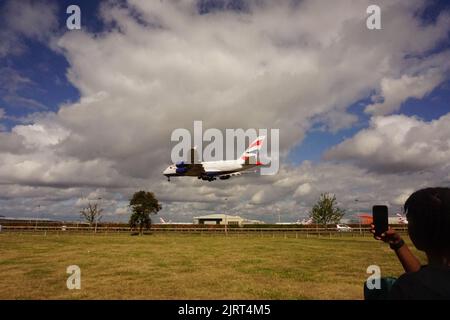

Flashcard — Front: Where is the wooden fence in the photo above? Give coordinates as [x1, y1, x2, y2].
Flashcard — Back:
[0, 224, 408, 237]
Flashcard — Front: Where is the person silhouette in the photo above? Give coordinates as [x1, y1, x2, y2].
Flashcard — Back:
[368, 188, 450, 299]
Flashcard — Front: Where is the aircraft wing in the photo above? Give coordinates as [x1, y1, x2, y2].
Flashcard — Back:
[175, 162, 205, 175]
[187, 163, 206, 175]
[173, 147, 206, 175]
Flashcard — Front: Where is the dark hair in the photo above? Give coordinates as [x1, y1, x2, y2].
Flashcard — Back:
[404, 187, 450, 254]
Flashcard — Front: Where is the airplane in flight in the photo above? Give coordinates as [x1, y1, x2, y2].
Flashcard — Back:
[298, 217, 313, 225]
[163, 136, 265, 182]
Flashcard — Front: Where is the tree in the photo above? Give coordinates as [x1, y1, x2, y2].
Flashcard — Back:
[129, 191, 162, 235]
[309, 193, 345, 226]
[80, 202, 103, 226]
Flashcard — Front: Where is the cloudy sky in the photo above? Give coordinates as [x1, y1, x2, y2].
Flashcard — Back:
[0, 0, 449, 223]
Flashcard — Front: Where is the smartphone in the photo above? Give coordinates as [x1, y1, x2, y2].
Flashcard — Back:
[372, 205, 388, 237]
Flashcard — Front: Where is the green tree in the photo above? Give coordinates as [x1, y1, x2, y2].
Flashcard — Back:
[309, 193, 345, 226]
[129, 191, 162, 235]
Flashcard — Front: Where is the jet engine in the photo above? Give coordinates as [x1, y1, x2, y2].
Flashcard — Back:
[175, 161, 188, 174]
[176, 161, 186, 168]
[176, 167, 188, 174]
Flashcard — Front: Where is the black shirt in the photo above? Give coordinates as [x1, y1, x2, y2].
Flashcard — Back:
[389, 265, 450, 300]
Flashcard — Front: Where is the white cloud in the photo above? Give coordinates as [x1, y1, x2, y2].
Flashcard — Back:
[364, 47, 450, 116]
[392, 189, 415, 206]
[49, 0, 449, 177]
[294, 183, 312, 198]
[2, 158, 449, 222]
[4, 0, 58, 39]
[324, 114, 450, 173]
[13, 123, 70, 148]
[0, 0, 59, 58]
[0, 30, 24, 58]
[0, 0, 450, 221]
[365, 71, 445, 116]
[114, 206, 129, 215]
[250, 190, 265, 205]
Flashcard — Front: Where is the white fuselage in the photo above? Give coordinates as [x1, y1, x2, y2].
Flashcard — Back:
[163, 159, 257, 181]
[201, 160, 245, 173]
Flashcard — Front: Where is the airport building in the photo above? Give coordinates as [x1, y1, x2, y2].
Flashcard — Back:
[193, 214, 264, 226]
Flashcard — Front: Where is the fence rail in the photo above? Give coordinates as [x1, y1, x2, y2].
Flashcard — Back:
[0, 225, 409, 235]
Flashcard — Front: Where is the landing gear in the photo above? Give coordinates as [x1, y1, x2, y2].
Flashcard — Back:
[199, 175, 216, 182]
[167, 176, 171, 182]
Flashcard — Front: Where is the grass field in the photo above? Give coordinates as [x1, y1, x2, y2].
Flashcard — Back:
[0, 232, 426, 299]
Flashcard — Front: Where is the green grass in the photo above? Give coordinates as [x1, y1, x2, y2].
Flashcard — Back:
[0, 232, 426, 299]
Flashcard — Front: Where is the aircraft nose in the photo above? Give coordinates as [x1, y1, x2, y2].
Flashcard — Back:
[163, 166, 172, 175]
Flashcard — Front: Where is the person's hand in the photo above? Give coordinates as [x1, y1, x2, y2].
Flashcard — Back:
[370, 224, 402, 244]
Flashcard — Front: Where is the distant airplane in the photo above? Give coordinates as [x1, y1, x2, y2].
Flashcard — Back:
[158, 217, 192, 225]
[159, 218, 172, 224]
[396, 213, 408, 224]
[298, 217, 313, 225]
[163, 136, 266, 182]
[336, 224, 353, 232]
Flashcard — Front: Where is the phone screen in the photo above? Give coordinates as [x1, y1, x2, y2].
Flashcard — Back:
[372, 205, 388, 237]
